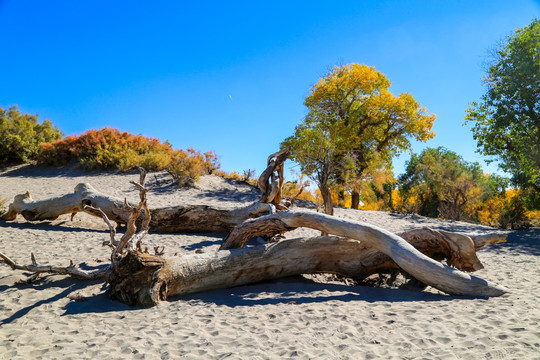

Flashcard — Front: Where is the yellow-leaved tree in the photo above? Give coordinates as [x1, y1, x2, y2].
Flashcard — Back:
[282, 64, 435, 215]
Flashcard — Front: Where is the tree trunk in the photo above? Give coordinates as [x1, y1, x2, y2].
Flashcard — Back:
[149, 202, 272, 233]
[219, 211, 507, 296]
[109, 211, 507, 306]
[338, 189, 346, 207]
[2, 183, 271, 233]
[318, 183, 334, 216]
[257, 148, 290, 206]
[351, 190, 360, 209]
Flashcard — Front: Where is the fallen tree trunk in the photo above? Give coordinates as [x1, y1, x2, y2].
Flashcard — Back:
[0, 225, 506, 306]
[109, 230, 507, 306]
[2, 183, 130, 224]
[108, 212, 508, 306]
[2, 183, 272, 233]
[217, 211, 508, 297]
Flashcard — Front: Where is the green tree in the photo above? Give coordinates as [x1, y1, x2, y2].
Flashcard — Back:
[465, 19, 540, 209]
[282, 110, 348, 214]
[399, 147, 507, 221]
[0, 105, 63, 167]
[283, 64, 435, 215]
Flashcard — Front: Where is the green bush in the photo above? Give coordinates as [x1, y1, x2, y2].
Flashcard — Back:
[0, 105, 63, 167]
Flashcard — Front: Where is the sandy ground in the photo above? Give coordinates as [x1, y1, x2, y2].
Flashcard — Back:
[0, 164, 539, 360]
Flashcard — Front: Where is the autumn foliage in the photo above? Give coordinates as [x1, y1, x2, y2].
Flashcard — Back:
[38, 127, 220, 185]
[283, 63, 435, 215]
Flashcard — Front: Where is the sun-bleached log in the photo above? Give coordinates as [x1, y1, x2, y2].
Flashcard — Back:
[109, 227, 507, 306]
[1, 184, 272, 233]
[469, 232, 508, 250]
[0, 223, 506, 306]
[0, 165, 508, 306]
[218, 211, 508, 298]
[148, 202, 273, 233]
[2, 183, 131, 224]
[108, 216, 508, 306]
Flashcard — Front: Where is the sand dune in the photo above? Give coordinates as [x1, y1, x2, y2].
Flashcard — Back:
[1, 164, 539, 359]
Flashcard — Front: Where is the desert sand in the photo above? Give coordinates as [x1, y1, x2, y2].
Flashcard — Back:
[0, 164, 539, 360]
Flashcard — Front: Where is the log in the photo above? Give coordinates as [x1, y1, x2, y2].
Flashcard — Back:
[109, 230, 507, 307]
[2, 183, 131, 224]
[149, 202, 273, 233]
[108, 212, 508, 306]
[2, 183, 272, 233]
[218, 211, 508, 297]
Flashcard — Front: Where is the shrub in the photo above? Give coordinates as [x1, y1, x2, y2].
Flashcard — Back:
[0, 105, 63, 167]
[37, 127, 220, 186]
[38, 127, 173, 171]
[498, 191, 531, 229]
[167, 148, 220, 185]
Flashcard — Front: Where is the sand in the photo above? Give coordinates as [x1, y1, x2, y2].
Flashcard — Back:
[0, 164, 539, 360]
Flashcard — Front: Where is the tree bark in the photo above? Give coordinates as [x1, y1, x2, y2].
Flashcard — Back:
[318, 183, 334, 215]
[109, 225, 507, 306]
[219, 211, 507, 297]
[338, 189, 346, 207]
[351, 190, 360, 209]
[2, 183, 272, 233]
[257, 148, 290, 206]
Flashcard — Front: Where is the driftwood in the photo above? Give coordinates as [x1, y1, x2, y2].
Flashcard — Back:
[2, 149, 292, 231]
[108, 227, 507, 306]
[258, 147, 290, 207]
[0, 175, 508, 306]
[216, 212, 508, 297]
[2, 183, 272, 233]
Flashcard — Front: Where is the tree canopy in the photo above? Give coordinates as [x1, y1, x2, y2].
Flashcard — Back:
[399, 147, 509, 221]
[283, 63, 435, 214]
[0, 105, 63, 167]
[465, 19, 540, 208]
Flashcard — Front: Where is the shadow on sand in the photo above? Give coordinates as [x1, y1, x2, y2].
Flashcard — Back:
[59, 276, 463, 317]
[0, 219, 109, 234]
[0, 163, 120, 179]
[488, 228, 540, 256]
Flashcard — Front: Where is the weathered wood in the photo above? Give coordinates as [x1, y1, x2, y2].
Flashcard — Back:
[2, 183, 131, 224]
[0, 251, 109, 280]
[219, 211, 508, 297]
[109, 227, 508, 306]
[107, 214, 508, 306]
[2, 184, 272, 233]
[149, 202, 273, 233]
[469, 233, 507, 250]
[257, 148, 290, 206]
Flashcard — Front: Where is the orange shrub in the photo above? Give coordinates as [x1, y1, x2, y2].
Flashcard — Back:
[167, 148, 220, 185]
[38, 127, 173, 171]
[37, 127, 220, 186]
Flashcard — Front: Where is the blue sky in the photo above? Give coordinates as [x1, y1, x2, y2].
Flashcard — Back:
[1, 1, 539, 178]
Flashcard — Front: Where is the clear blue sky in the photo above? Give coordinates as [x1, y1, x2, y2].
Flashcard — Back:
[1, 1, 539, 178]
